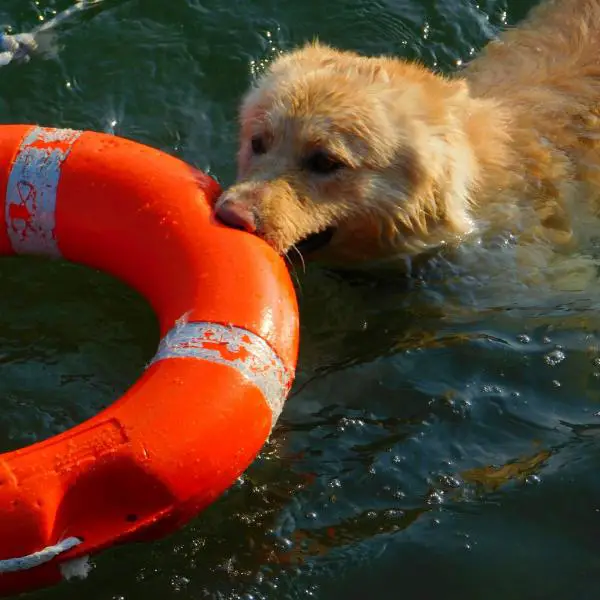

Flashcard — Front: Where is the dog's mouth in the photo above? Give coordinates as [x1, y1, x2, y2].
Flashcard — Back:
[293, 226, 336, 256]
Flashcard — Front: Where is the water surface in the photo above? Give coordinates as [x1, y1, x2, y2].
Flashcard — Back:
[1, 1, 599, 599]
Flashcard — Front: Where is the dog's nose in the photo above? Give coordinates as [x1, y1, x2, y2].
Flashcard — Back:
[215, 202, 257, 233]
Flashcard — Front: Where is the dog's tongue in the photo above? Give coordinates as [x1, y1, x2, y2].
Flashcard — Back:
[294, 227, 336, 255]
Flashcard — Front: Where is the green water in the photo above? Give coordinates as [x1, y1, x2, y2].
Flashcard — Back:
[1, 0, 600, 598]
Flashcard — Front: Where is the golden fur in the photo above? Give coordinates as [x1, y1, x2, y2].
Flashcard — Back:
[215, 0, 600, 269]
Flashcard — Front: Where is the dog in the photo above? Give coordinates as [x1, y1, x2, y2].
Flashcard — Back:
[215, 0, 600, 274]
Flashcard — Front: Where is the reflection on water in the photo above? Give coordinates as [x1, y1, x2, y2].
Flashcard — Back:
[1, 0, 600, 598]
[0, 257, 157, 453]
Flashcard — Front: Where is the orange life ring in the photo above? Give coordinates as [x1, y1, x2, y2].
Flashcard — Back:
[0, 125, 299, 596]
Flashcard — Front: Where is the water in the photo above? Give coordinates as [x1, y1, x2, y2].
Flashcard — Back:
[1, 0, 600, 598]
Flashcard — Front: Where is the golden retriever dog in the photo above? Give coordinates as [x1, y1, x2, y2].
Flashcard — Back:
[215, 0, 600, 274]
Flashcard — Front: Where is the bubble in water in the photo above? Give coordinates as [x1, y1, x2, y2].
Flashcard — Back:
[517, 334, 531, 344]
[482, 384, 503, 394]
[274, 537, 294, 551]
[426, 490, 445, 505]
[545, 350, 566, 366]
[170, 574, 190, 591]
[439, 474, 462, 489]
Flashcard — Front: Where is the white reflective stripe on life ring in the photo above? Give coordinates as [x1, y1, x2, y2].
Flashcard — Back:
[151, 321, 292, 428]
[5, 126, 82, 257]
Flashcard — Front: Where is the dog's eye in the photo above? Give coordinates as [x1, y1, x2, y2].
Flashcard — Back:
[251, 135, 267, 155]
[303, 150, 345, 175]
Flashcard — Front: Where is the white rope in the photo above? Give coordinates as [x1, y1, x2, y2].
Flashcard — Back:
[33, 0, 105, 34]
[0, 0, 104, 67]
[0, 536, 82, 574]
[0, 33, 36, 66]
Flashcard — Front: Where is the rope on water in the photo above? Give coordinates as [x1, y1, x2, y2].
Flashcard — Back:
[0, 0, 104, 67]
[0, 537, 82, 574]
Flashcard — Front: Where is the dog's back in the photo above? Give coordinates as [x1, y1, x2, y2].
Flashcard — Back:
[466, 0, 600, 99]
[464, 0, 600, 238]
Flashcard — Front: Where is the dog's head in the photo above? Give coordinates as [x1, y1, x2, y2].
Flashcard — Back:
[216, 43, 479, 266]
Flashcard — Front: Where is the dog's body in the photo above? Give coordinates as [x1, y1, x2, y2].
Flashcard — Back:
[216, 0, 600, 272]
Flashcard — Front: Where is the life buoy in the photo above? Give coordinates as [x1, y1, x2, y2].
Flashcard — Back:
[0, 125, 299, 596]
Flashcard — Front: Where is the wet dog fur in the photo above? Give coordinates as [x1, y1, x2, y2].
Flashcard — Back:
[216, 0, 600, 272]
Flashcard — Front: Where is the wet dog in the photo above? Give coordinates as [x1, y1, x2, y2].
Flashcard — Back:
[215, 0, 600, 273]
